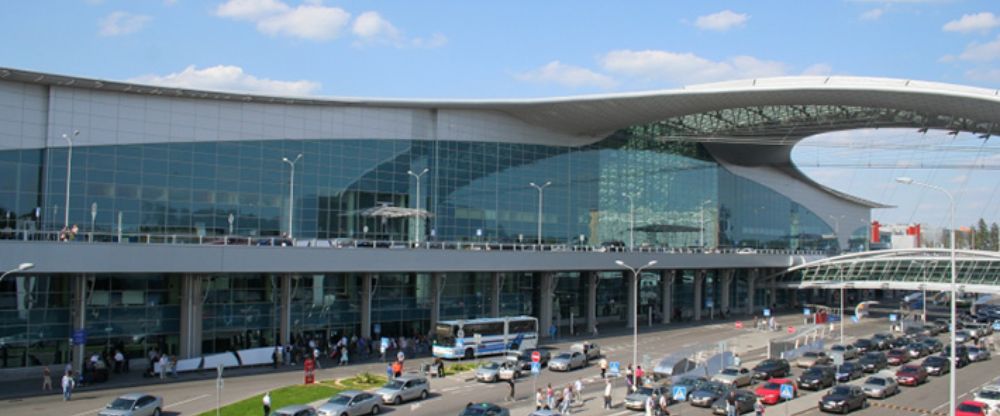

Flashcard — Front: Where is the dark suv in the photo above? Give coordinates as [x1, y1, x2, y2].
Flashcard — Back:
[752, 359, 791, 380]
[798, 365, 835, 390]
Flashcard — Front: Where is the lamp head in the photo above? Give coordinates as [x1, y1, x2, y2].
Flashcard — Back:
[895, 177, 914, 185]
[645, 260, 658, 267]
[544, 181, 551, 187]
[529, 182, 537, 187]
[282, 157, 290, 162]
[614, 260, 625, 266]
[17, 262, 34, 271]
[407, 170, 414, 175]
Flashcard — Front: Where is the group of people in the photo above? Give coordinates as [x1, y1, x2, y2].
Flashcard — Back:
[273, 333, 431, 369]
[535, 379, 586, 414]
[58, 224, 79, 242]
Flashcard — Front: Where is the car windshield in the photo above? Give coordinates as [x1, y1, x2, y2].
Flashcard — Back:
[925, 357, 946, 365]
[721, 368, 740, 375]
[383, 380, 404, 389]
[482, 362, 500, 369]
[763, 382, 783, 390]
[327, 395, 352, 405]
[678, 377, 701, 386]
[758, 360, 779, 367]
[978, 390, 1000, 400]
[839, 363, 857, 371]
[107, 398, 135, 410]
[899, 366, 919, 373]
[831, 346, 846, 351]
[830, 386, 853, 395]
[865, 377, 886, 386]
[636, 387, 657, 395]
[803, 352, 820, 358]
[957, 403, 983, 413]
[864, 353, 882, 359]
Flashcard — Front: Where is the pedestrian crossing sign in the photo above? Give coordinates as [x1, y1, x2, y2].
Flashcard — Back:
[780, 384, 794, 399]
[672, 386, 687, 401]
[531, 362, 541, 375]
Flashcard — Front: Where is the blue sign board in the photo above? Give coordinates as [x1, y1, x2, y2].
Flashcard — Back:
[672, 386, 688, 401]
[72, 329, 86, 345]
[763, 308, 771, 317]
[706, 299, 714, 309]
[993, 321, 1000, 331]
[531, 362, 541, 375]
[780, 384, 795, 400]
[609, 361, 621, 377]
[803, 308, 811, 316]
[851, 315, 860, 323]
[373, 323, 381, 334]
[455, 338, 464, 349]
[889, 314, 898, 322]
[380, 337, 390, 352]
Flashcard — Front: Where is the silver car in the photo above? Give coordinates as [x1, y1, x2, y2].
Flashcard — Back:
[496, 358, 523, 380]
[374, 375, 429, 405]
[98, 393, 163, 416]
[316, 391, 381, 416]
[796, 351, 831, 368]
[968, 346, 992, 362]
[712, 366, 752, 387]
[570, 342, 601, 361]
[475, 360, 506, 382]
[272, 405, 318, 416]
[624, 385, 670, 410]
[861, 375, 899, 399]
[548, 351, 587, 371]
[830, 344, 859, 361]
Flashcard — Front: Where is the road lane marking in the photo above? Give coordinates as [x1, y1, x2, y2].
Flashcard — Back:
[70, 407, 105, 416]
[165, 393, 211, 408]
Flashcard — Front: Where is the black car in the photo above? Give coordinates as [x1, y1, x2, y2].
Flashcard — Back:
[835, 362, 864, 382]
[711, 390, 757, 415]
[752, 359, 791, 380]
[859, 352, 888, 373]
[930, 320, 949, 335]
[888, 337, 910, 349]
[852, 339, 874, 354]
[905, 343, 930, 359]
[871, 333, 895, 350]
[921, 356, 951, 376]
[819, 385, 867, 414]
[458, 402, 509, 416]
[798, 365, 836, 390]
[920, 338, 943, 353]
[519, 349, 551, 367]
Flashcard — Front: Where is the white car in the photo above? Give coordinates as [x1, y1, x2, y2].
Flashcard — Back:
[975, 385, 1000, 409]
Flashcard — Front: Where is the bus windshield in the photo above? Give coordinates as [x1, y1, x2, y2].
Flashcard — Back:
[434, 324, 456, 345]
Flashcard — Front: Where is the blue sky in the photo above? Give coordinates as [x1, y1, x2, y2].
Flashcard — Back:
[1, 0, 999, 237]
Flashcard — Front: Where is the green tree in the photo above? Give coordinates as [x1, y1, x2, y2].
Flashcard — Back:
[977, 218, 989, 250]
[991, 222, 999, 251]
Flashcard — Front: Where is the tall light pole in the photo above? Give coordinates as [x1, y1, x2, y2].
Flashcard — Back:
[281, 154, 303, 239]
[615, 259, 657, 391]
[529, 181, 552, 245]
[622, 192, 640, 250]
[408, 168, 429, 244]
[62, 130, 79, 229]
[700, 200, 713, 249]
[0, 262, 34, 284]
[896, 176, 956, 416]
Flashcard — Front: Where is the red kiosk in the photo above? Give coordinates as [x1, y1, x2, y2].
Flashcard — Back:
[304, 358, 315, 384]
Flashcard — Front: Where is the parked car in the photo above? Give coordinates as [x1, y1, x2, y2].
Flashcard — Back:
[272, 405, 316, 416]
[569, 342, 601, 361]
[835, 362, 864, 382]
[859, 352, 888, 373]
[752, 359, 791, 380]
[711, 389, 757, 415]
[853, 339, 875, 354]
[624, 384, 670, 410]
[921, 356, 951, 376]
[888, 337, 910, 350]
[887, 349, 911, 366]
[690, 381, 732, 407]
[830, 344, 859, 361]
[796, 351, 831, 368]
[942, 345, 972, 368]
[548, 351, 587, 371]
[375, 375, 430, 405]
[713, 366, 753, 387]
[861, 375, 899, 399]
[921, 338, 943, 353]
[956, 330, 973, 344]
[967, 346, 991, 362]
[458, 403, 510, 416]
[755, 378, 797, 405]
[97, 393, 163, 416]
[671, 376, 709, 401]
[895, 365, 928, 386]
[871, 333, 895, 350]
[973, 385, 1000, 409]
[956, 400, 990, 416]
[905, 343, 930, 359]
[475, 360, 506, 383]
[316, 391, 381, 416]
[798, 365, 836, 390]
[931, 320, 950, 335]
[818, 385, 867, 414]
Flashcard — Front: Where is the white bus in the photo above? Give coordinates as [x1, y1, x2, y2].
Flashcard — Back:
[432, 316, 538, 360]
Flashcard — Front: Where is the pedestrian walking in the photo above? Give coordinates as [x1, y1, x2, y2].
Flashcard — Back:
[158, 354, 169, 381]
[599, 357, 608, 379]
[386, 362, 394, 380]
[536, 388, 544, 410]
[313, 348, 322, 369]
[506, 378, 515, 402]
[603, 379, 612, 409]
[61, 371, 74, 401]
[754, 397, 765, 416]
[339, 346, 349, 366]
[546, 383, 555, 409]
[726, 390, 738, 416]
[659, 392, 670, 415]
[574, 378, 583, 404]
[561, 385, 573, 414]
[262, 391, 271, 416]
[733, 353, 741, 368]
[644, 394, 655, 416]
[42, 366, 52, 391]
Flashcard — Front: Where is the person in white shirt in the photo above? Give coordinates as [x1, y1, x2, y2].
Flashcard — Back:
[114, 350, 125, 373]
[574, 379, 583, 404]
[158, 355, 169, 380]
[644, 394, 655, 416]
[603, 379, 612, 409]
[262, 391, 271, 416]
[61, 371, 75, 401]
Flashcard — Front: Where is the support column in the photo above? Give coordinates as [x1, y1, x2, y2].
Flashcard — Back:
[430, 273, 444, 332]
[361, 274, 373, 339]
[661, 270, 675, 324]
[279, 275, 291, 346]
[768, 276, 778, 310]
[585, 272, 598, 334]
[180, 275, 204, 358]
[626, 270, 637, 329]
[720, 270, 733, 315]
[747, 270, 757, 315]
[694, 270, 705, 321]
[539, 273, 555, 339]
[491, 273, 502, 318]
[73, 275, 87, 376]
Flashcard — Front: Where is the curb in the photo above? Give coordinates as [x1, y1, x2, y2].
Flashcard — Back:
[869, 401, 947, 415]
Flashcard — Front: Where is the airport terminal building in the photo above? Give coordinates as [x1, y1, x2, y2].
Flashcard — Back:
[1, 67, 998, 372]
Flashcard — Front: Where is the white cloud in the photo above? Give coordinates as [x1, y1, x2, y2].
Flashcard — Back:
[957, 34, 1000, 61]
[411, 33, 448, 48]
[860, 8, 885, 20]
[514, 61, 617, 89]
[802, 63, 833, 76]
[943, 12, 1000, 34]
[215, 0, 350, 41]
[600, 49, 786, 85]
[352, 11, 401, 43]
[128, 65, 321, 95]
[98, 11, 151, 36]
[694, 10, 749, 31]
[965, 68, 1000, 82]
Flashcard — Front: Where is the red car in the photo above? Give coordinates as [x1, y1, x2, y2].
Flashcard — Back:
[956, 400, 989, 416]
[755, 378, 797, 405]
[886, 349, 911, 366]
[895, 365, 928, 386]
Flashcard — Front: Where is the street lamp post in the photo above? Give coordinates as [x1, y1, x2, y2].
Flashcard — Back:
[622, 192, 640, 250]
[896, 176, 957, 416]
[529, 181, 552, 246]
[615, 259, 658, 391]
[408, 168, 429, 245]
[0, 263, 34, 284]
[281, 154, 303, 240]
[62, 130, 79, 230]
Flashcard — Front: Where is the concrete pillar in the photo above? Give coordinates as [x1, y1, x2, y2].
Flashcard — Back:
[430, 273, 444, 331]
[585, 272, 599, 333]
[720, 270, 734, 315]
[626, 270, 637, 329]
[747, 270, 757, 315]
[539, 273, 555, 339]
[661, 270, 675, 324]
[491, 273, 502, 318]
[768, 276, 778, 310]
[694, 270, 704, 321]
[279, 275, 291, 346]
[73, 275, 87, 376]
[361, 274, 373, 339]
[180, 275, 204, 358]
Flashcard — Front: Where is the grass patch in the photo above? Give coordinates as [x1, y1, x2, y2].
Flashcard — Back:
[196, 383, 338, 416]
[445, 362, 479, 375]
[337, 372, 387, 390]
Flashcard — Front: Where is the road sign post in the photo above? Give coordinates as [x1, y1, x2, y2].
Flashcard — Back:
[216, 364, 223, 416]
[609, 361, 620, 377]
[672, 385, 687, 402]
[780, 383, 794, 416]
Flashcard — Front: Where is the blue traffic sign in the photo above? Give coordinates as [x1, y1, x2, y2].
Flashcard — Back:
[889, 313, 898, 322]
[609, 361, 620, 376]
[672, 386, 687, 401]
[780, 384, 795, 400]
[993, 321, 1000, 331]
[763, 308, 771, 317]
[706, 299, 714, 309]
[851, 315, 860, 323]
[72, 329, 86, 345]
[531, 362, 541, 375]
[803, 308, 811, 316]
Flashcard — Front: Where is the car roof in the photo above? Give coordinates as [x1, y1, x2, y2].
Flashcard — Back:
[337, 390, 364, 397]
[394, 375, 426, 382]
[117, 393, 152, 400]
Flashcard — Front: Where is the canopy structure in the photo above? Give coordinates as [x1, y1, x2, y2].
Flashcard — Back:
[360, 206, 434, 219]
[784, 248, 1000, 294]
